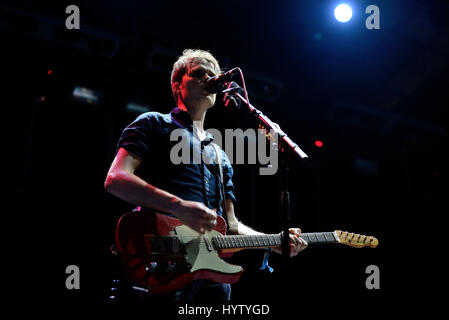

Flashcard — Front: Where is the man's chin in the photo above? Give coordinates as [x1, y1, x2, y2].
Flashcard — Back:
[187, 96, 215, 110]
[202, 96, 216, 109]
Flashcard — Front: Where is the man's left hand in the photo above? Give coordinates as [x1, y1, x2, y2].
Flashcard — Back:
[272, 228, 308, 257]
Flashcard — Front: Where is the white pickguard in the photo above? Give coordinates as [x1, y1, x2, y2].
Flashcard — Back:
[174, 225, 243, 274]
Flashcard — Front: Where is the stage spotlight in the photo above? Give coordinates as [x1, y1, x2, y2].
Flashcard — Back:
[125, 101, 152, 114]
[334, 4, 352, 23]
[72, 86, 102, 105]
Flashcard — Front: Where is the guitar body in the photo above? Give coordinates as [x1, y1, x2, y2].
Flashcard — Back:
[115, 210, 244, 294]
[115, 210, 378, 294]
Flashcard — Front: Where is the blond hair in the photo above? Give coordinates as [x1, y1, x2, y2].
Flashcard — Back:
[170, 49, 221, 103]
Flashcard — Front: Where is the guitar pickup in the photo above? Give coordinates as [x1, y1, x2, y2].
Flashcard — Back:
[172, 236, 180, 253]
[144, 235, 185, 256]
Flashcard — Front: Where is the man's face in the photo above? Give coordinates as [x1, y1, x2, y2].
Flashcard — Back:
[178, 60, 218, 110]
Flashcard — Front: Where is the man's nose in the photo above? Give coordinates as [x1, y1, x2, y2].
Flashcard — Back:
[202, 74, 212, 82]
[200, 74, 211, 88]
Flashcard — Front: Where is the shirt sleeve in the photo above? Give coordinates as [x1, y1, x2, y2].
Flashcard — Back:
[221, 149, 237, 203]
[116, 113, 156, 161]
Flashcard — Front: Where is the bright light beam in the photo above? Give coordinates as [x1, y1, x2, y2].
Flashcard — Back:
[334, 4, 353, 23]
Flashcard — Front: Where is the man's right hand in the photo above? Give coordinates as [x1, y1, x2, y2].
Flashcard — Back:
[172, 200, 217, 234]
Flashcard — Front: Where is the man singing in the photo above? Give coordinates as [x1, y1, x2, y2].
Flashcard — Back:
[105, 49, 307, 301]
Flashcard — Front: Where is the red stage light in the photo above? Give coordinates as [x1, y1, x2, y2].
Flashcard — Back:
[315, 140, 323, 147]
[48, 69, 53, 75]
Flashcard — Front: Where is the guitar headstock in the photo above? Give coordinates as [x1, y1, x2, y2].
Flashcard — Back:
[334, 230, 378, 248]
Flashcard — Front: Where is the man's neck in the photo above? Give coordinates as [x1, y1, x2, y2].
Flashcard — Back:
[178, 103, 207, 134]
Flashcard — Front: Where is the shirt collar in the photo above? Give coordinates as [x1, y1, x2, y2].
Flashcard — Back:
[170, 107, 214, 141]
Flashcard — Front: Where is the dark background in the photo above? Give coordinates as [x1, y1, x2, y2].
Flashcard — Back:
[5, 0, 447, 313]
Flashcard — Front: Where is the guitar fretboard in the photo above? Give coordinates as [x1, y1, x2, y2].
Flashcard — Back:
[211, 232, 337, 250]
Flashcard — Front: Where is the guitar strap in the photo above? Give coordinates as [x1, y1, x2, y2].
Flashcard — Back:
[212, 143, 273, 271]
[211, 143, 229, 229]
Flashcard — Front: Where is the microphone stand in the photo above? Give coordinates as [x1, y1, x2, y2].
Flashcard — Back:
[222, 83, 308, 300]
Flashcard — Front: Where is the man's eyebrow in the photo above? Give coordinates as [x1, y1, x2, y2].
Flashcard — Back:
[191, 65, 217, 76]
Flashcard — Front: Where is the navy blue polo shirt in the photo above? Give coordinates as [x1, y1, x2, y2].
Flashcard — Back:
[116, 107, 236, 217]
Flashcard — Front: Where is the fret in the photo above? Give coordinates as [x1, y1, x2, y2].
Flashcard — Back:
[236, 236, 243, 248]
[226, 237, 232, 248]
[240, 236, 246, 248]
[249, 236, 254, 247]
[243, 236, 250, 248]
[275, 234, 282, 246]
[233, 236, 239, 248]
[267, 235, 274, 246]
[214, 236, 221, 249]
[260, 235, 266, 247]
[229, 236, 235, 248]
[266, 235, 271, 246]
[224, 237, 230, 248]
[270, 235, 276, 246]
[240, 236, 247, 248]
[264, 235, 271, 247]
[250, 236, 256, 246]
[250, 235, 256, 247]
[324, 232, 335, 242]
[317, 233, 325, 243]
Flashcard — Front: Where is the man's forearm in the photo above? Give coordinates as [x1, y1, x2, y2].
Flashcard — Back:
[105, 170, 181, 214]
[234, 220, 264, 236]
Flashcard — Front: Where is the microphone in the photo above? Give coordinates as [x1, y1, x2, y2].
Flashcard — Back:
[202, 69, 236, 93]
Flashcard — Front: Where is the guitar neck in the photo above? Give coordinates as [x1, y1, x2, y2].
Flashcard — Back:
[211, 232, 337, 250]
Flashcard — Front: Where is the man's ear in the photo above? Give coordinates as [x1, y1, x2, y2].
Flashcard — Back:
[173, 82, 184, 104]
[174, 82, 182, 95]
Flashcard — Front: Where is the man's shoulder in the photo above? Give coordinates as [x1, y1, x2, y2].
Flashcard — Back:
[135, 111, 172, 123]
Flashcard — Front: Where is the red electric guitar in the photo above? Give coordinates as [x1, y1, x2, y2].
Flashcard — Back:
[115, 210, 378, 294]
